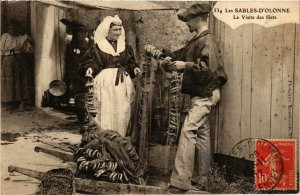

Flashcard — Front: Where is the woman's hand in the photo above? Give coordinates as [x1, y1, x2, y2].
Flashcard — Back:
[134, 67, 142, 76]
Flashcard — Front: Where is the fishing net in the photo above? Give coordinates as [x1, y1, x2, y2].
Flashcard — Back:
[74, 130, 144, 185]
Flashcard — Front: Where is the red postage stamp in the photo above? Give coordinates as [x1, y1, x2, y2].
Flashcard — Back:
[255, 139, 297, 191]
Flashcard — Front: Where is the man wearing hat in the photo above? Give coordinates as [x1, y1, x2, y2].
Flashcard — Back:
[162, 3, 227, 192]
[60, 19, 91, 97]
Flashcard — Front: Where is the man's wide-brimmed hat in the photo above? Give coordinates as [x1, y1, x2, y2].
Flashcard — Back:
[60, 19, 88, 32]
[177, 3, 212, 22]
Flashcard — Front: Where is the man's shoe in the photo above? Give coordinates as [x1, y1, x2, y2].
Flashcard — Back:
[168, 185, 188, 194]
[191, 181, 207, 191]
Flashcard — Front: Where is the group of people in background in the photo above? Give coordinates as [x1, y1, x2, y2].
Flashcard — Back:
[1, 3, 226, 192]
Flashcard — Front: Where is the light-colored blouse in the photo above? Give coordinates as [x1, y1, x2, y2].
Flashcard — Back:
[1, 33, 33, 55]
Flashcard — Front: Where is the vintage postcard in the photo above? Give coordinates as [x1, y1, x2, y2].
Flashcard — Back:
[1, 1, 299, 194]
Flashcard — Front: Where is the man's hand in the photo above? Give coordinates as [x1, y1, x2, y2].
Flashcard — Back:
[162, 56, 172, 65]
[134, 67, 142, 76]
[171, 61, 186, 71]
[160, 56, 173, 72]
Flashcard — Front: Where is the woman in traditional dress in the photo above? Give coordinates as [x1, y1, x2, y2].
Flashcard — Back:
[81, 15, 141, 136]
[1, 20, 34, 110]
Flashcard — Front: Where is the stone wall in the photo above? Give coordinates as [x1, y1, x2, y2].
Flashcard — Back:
[65, 2, 199, 63]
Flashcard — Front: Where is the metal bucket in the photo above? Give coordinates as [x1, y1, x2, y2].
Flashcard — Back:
[49, 80, 66, 97]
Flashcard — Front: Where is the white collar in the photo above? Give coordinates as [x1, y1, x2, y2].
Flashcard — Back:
[96, 37, 125, 56]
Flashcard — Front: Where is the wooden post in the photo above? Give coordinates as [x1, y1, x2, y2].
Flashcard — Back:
[8, 165, 170, 194]
[34, 146, 74, 162]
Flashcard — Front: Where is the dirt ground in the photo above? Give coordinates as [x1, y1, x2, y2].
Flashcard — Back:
[1, 107, 258, 194]
[1, 107, 81, 195]
[1, 107, 79, 135]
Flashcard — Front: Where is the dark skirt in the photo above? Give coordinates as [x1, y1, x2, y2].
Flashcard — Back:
[1, 54, 32, 102]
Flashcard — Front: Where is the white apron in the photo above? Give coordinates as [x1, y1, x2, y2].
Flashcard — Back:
[93, 68, 135, 136]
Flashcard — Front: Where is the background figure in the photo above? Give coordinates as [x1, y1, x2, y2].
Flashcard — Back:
[1, 20, 34, 111]
[80, 15, 142, 136]
[61, 19, 91, 98]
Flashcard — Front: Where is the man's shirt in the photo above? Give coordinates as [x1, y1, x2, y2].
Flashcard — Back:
[166, 30, 227, 97]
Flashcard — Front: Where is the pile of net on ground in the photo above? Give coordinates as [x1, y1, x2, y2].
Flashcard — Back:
[40, 168, 75, 195]
[73, 130, 144, 185]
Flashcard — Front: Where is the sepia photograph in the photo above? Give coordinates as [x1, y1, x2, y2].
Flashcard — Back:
[0, 1, 299, 194]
